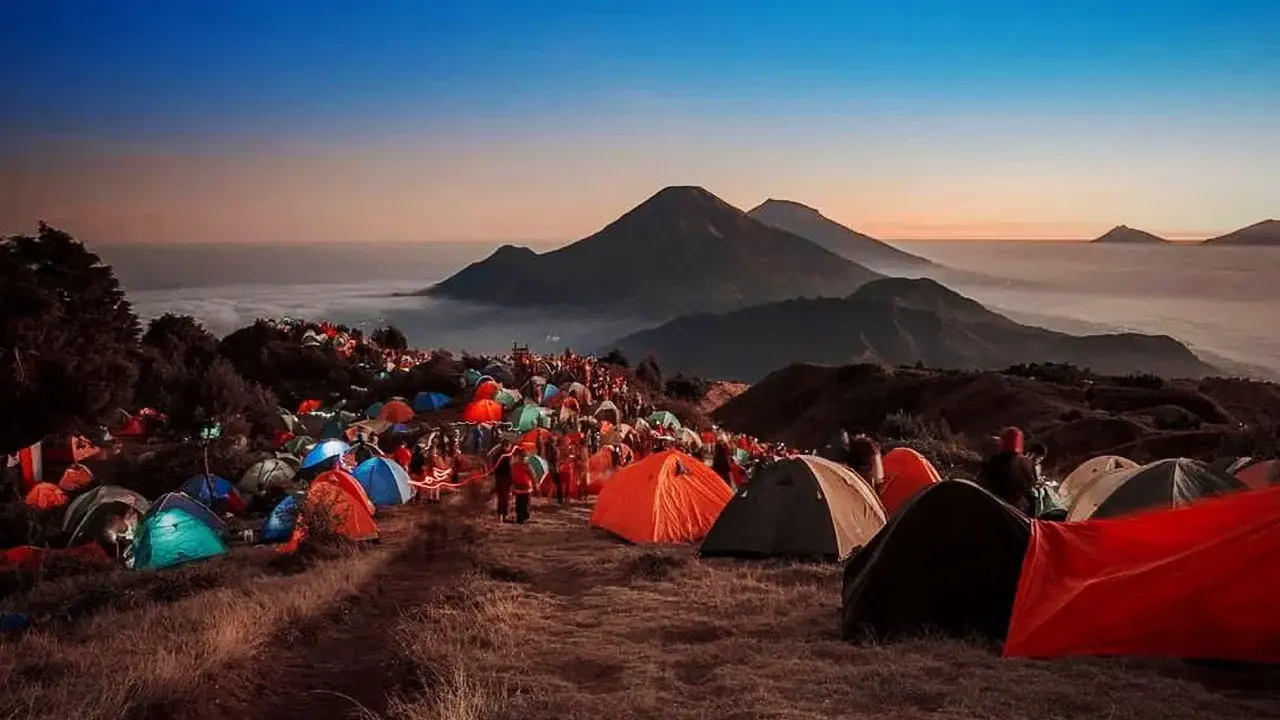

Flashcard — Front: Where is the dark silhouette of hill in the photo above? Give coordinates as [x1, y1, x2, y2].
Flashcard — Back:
[746, 199, 933, 272]
[1202, 219, 1280, 246]
[1092, 225, 1169, 244]
[421, 186, 883, 319]
[713, 362, 1280, 472]
[607, 277, 1216, 382]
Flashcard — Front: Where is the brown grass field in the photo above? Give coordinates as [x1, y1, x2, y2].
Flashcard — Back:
[4, 495, 1279, 720]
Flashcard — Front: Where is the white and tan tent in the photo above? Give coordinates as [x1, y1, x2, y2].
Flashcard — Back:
[1067, 457, 1246, 521]
[1058, 455, 1138, 503]
[699, 455, 886, 561]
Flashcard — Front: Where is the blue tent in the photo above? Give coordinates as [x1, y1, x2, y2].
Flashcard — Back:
[131, 508, 229, 570]
[541, 384, 560, 404]
[302, 439, 351, 471]
[319, 417, 346, 440]
[365, 401, 385, 419]
[151, 492, 229, 536]
[181, 474, 236, 507]
[413, 391, 451, 413]
[353, 457, 412, 507]
[262, 494, 300, 543]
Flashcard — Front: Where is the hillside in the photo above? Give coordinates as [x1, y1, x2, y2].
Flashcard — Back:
[713, 362, 1280, 472]
[607, 277, 1216, 382]
[421, 186, 883, 319]
[747, 199, 934, 271]
[1092, 225, 1168, 244]
[1203, 219, 1280, 246]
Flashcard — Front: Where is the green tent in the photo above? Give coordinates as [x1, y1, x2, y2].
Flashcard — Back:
[509, 405, 544, 432]
[283, 435, 315, 456]
[494, 388, 522, 410]
[130, 508, 228, 571]
[1033, 485, 1069, 521]
[648, 411, 682, 431]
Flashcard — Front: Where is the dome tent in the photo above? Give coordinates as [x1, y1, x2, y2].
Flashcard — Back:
[700, 456, 885, 562]
[590, 450, 732, 544]
[130, 507, 229, 570]
[1067, 457, 1246, 521]
[262, 494, 301, 543]
[352, 457, 412, 507]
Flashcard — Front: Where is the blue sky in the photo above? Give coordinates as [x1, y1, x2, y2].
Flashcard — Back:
[3, 0, 1278, 242]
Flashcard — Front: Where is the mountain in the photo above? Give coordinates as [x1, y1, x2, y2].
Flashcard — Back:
[606, 277, 1216, 382]
[1092, 225, 1168, 244]
[1202, 220, 1280, 246]
[422, 187, 883, 319]
[747, 199, 933, 272]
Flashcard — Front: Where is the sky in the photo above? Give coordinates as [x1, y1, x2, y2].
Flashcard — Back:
[2, 0, 1278, 244]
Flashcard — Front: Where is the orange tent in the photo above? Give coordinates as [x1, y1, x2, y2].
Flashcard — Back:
[586, 448, 620, 495]
[314, 469, 377, 517]
[463, 399, 503, 423]
[377, 399, 415, 423]
[44, 435, 100, 464]
[879, 448, 942, 516]
[25, 482, 69, 510]
[474, 379, 501, 401]
[58, 463, 95, 492]
[590, 450, 732, 544]
[1236, 459, 1279, 490]
[1005, 484, 1280, 663]
[297, 399, 323, 415]
[519, 427, 551, 451]
[281, 482, 379, 551]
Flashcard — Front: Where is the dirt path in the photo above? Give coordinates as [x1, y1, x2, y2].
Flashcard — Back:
[169, 502, 482, 720]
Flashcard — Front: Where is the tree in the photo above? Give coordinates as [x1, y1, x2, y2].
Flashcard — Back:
[0, 223, 140, 455]
[635, 354, 663, 390]
[370, 324, 409, 351]
[664, 373, 708, 401]
[600, 348, 629, 369]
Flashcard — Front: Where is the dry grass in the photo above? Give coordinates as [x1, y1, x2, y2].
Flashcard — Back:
[390, 502, 1280, 720]
[0, 535, 396, 720]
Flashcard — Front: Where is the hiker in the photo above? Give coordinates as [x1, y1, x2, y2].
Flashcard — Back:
[847, 434, 884, 489]
[544, 434, 563, 504]
[711, 441, 734, 487]
[819, 429, 851, 465]
[511, 447, 535, 524]
[489, 437, 515, 522]
[391, 439, 413, 472]
[976, 426, 1038, 513]
[1026, 442, 1048, 484]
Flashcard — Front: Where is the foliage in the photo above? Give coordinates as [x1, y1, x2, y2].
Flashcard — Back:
[664, 373, 708, 402]
[1117, 372, 1165, 390]
[1002, 362, 1094, 387]
[635, 354, 663, 390]
[218, 320, 353, 408]
[0, 223, 140, 455]
[599, 348, 629, 369]
[370, 324, 409, 351]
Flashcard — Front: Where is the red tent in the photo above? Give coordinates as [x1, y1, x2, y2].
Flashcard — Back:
[1005, 485, 1280, 662]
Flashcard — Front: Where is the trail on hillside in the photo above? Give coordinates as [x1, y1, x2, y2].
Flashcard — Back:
[163, 504, 481, 720]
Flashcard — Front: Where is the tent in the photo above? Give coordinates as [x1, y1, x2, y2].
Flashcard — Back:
[1032, 485, 1069, 520]
[484, 363, 515, 386]
[647, 411, 682, 431]
[1058, 455, 1139, 502]
[301, 439, 352, 472]
[1006, 484, 1280, 662]
[63, 486, 150, 536]
[65, 486, 150, 547]
[318, 417, 346, 441]
[463, 399, 504, 423]
[700, 456, 886, 561]
[878, 447, 942, 516]
[283, 435, 316, 457]
[25, 482, 68, 511]
[378, 399, 415, 423]
[474, 379, 501, 401]
[1235, 458, 1280, 490]
[352, 457, 412, 507]
[590, 450, 733, 544]
[593, 400, 620, 424]
[131, 507, 229, 570]
[314, 469, 377, 517]
[365, 401, 385, 419]
[413, 391, 451, 413]
[1066, 457, 1246, 521]
[508, 405, 545, 432]
[841, 480, 1030, 642]
[239, 458, 297, 497]
[150, 492, 230, 537]
[57, 463, 95, 493]
[262, 494, 301, 543]
[182, 474, 246, 512]
[287, 482, 379, 546]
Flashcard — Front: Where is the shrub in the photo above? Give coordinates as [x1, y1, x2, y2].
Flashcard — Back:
[635, 355, 663, 390]
[1002, 362, 1094, 387]
[1118, 372, 1165, 390]
[370, 324, 409, 351]
[599, 349, 629, 369]
[664, 374, 708, 402]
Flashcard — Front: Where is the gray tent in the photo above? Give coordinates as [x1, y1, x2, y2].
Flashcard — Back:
[1067, 457, 1246, 521]
[699, 456, 885, 562]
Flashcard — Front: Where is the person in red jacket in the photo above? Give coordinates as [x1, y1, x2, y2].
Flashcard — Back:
[511, 447, 535, 524]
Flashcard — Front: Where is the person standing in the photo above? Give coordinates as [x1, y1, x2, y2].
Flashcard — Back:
[544, 436, 563, 504]
[511, 447, 535, 524]
[489, 438, 514, 522]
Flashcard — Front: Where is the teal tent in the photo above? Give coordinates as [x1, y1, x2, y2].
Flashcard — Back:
[509, 405, 545, 432]
[130, 508, 229, 570]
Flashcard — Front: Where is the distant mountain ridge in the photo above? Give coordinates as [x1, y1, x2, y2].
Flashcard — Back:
[1092, 225, 1168, 244]
[747, 199, 934, 271]
[606, 277, 1216, 382]
[1203, 219, 1280, 246]
[421, 186, 883, 319]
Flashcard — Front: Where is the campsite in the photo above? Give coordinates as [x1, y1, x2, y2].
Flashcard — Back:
[4, 291, 1280, 719]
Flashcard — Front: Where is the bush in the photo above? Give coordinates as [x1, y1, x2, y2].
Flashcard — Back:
[1118, 372, 1165, 390]
[664, 374, 708, 402]
[635, 355, 663, 390]
[1002, 362, 1094, 387]
[370, 324, 409, 351]
[599, 349, 629, 369]
[878, 410, 953, 443]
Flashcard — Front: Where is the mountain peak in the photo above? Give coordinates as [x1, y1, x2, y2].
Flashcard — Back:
[1093, 225, 1167, 244]
[1205, 219, 1280, 246]
[747, 199, 934, 271]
